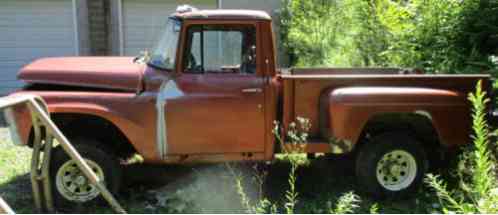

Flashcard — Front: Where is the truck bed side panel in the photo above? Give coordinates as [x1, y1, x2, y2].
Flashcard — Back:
[282, 74, 490, 148]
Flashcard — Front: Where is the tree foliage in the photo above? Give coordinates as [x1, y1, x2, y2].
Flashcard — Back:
[280, 0, 498, 75]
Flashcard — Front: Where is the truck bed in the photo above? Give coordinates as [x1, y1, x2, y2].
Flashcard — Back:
[280, 68, 491, 152]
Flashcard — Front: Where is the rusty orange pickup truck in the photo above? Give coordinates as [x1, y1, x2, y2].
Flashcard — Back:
[9, 7, 495, 208]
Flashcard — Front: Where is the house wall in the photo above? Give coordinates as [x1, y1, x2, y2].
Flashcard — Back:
[85, 0, 285, 65]
[0, 0, 91, 95]
[0, 0, 286, 95]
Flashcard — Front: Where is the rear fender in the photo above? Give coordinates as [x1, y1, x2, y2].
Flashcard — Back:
[323, 87, 470, 151]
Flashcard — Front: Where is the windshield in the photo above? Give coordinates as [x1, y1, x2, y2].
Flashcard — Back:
[148, 18, 181, 70]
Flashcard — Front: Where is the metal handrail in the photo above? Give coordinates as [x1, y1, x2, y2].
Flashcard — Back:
[0, 94, 126, 214]
[0, 196, 14, 214]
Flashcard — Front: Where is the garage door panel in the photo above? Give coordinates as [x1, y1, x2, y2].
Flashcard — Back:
[0, 68, 23, 81]
[124, 48, 146, 57]
[122, 20, 171, 28]
[0, 39, 74, 48]
[0, 61, 28, 70]
[0, 89, 20, 94]
[0, 27, 75, 37]
[122, 0, 216, 56]
[0, 0, 77, 95]
[7, 82, 24, 88]
[1, 0, 72, 8]
[124, 42, 159, 49]
[0, 30, 75, 45]
[0, 16, 73, 27]
[124, 43, 156, 52]
[124, 28, 162, 44]
[0, 47, 75, 62]
[0, 80, 25, 88]
[0, 9, 73, 16]
[0, 42, 74, 49]
[123, 0, 213, 10]
[0, 0, 74, 25]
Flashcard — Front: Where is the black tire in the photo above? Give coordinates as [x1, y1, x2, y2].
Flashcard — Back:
[49, 138, 122, 211]
[355, 132, 428, 199]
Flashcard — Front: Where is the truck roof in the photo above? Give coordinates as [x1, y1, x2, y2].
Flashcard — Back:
[173, 9, 272, 21]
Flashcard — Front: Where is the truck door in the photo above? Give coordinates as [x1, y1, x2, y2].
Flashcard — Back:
[160, 23, 266, 156]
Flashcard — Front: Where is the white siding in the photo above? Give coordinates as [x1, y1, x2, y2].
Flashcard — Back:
[220, 0, 281, 15]
[0, 0, 77, 94]
[121, 0, 217, 56]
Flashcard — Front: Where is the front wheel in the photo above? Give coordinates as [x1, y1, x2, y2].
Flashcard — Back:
[49, 139, 122, 211]
[355, 132, 428, 198]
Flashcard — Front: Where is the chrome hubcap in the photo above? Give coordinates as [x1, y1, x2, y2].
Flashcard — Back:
[376, 150, 417, 191]
[56, 159, 104, 202]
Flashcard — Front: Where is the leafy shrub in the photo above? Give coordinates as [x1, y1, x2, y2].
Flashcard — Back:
[280, 0, 356, 67]
[280, 0, 498, 75]
[425, 80, 498, 213]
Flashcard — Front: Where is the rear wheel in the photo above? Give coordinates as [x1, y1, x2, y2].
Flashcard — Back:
[50, 139, 122, 211]
[355, 132, 428, 198]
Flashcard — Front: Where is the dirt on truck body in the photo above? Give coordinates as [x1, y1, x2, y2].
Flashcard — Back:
[8, 7, 494, 209]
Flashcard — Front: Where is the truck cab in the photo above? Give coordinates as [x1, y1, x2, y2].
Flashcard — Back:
[142, 8, 279, 160]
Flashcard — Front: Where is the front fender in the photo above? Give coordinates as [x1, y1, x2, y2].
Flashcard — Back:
[325, 87, 470, 149]
[10, 91, 161, 162]
[13, 101, 139, 144]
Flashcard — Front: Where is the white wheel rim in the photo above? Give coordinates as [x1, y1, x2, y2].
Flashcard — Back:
[56, 159, 104, 202]
[376, 150, 417, 191]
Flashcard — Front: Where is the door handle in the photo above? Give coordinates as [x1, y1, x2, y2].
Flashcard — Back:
[241, 88, 263, 93]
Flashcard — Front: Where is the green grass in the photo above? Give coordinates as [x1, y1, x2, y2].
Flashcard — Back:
[0, 128, 34, 214]
[96, 155, 444, 214]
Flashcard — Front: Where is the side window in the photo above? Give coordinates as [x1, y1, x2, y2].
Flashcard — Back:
[184, 25, 257, 74]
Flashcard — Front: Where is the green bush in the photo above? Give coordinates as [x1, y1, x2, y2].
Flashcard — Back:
[280, 0, 498, 75]
[280, 0, 354, 67]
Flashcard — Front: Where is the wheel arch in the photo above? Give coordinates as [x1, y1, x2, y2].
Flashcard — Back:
[28, 112, 138, 159]
[355, 112, 445, 165]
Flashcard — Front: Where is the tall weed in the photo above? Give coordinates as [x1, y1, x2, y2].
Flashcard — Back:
[425, 80, 498, 213]
[231, 117, 360, 213]
[328, 191, 361, 214]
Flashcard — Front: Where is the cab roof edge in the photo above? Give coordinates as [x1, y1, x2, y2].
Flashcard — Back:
[176, 5, 198, 13]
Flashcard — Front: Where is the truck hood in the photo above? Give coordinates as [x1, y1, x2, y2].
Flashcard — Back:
[18, 57, 145, 92]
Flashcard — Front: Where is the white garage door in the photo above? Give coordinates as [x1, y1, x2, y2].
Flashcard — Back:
[122, 0, 217, 56]
[0, 0, 77, 94]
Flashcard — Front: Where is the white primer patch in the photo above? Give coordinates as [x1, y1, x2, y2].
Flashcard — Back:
[4, 108, 22, 146]
[156, 80, 184, 158]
